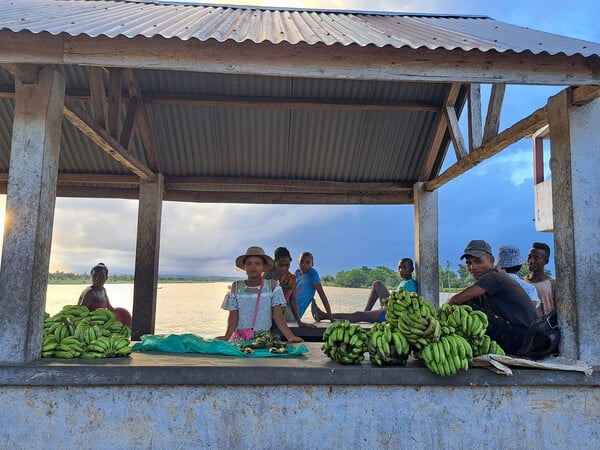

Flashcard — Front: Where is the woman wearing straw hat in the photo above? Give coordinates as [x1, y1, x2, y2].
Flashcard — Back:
[217, 246, 303, 343]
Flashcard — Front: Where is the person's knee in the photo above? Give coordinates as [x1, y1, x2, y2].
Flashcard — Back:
[372, 280, 384, 289]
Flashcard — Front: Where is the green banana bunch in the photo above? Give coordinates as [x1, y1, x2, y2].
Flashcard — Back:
[321, 320, 368, 365]
[235, 331, 289, 354]
[385, 289, 440, 351]
[382, 289, 411, 325]
[367, 321, 410, 366]
[42, 305, 132, 359]
[420, 334, 473, 376]
[470, 334, 506, 357]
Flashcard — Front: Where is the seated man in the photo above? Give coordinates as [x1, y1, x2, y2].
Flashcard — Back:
[497, 244, 540, 309]
[447, 240, 537, 355]
[313, 257, 417, 323]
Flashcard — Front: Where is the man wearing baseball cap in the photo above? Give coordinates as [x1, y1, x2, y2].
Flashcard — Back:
[446, 240, 538, 355]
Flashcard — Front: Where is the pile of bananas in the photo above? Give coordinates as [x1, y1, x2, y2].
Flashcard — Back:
[367, 321, 410, 366]
[437, 304, 505, 357]
[386, 289, 441, 351]
[470, 334, 505, 357]
[42, 305, 132, 359]
[321, 320, 368, 365]
[420, 334, 473, 376]
[234, 331, 289, 354]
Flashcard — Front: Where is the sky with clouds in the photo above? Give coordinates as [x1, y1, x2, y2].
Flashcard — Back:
[1, 0, 598, 278]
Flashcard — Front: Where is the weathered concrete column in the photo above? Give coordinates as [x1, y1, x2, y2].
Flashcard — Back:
[0, 67, 65, 362]
[413, 182, 439, 306]
[547, 89, 600, 364]
[131, 174, 164, 340]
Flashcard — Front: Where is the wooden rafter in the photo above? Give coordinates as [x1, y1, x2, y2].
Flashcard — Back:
[468, 84, 482, 151]
[445, 105, 468, 160]
[87, 66, 107, 129]
[107, 68, 122, 140]
[0, 85, 442, 113]
[419, 83, 463, 181]
[483, 83, 506, 142]
[571, 85, 600, 105]
[425, 105, 548, 191]
[122, 68, 160, 172]
[63, 99, 156, 182]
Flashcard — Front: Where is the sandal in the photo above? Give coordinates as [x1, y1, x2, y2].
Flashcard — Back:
[311, 301, 321, 322]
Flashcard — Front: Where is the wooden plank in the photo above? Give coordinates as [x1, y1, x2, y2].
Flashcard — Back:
[167, 177, 413, 193]
[164, 190, 414, 205]
[425, 105, 548, 191]
[0, 85, 441, 112]
[1, 63, 39, 84]
[483, 83, 506, 142]
[122, 68, 160, 172]
[3, 32, 598, 86]
[87, 66, 107, 130]
[571, 85, 600, 105]
[119, 96, 140, 149]
[419, 83, 462, 180]
[445, 105, 468, 160]
[468, 84, 482, 151]
[63, 99, 156, 182]
[107, 68, 122, 140]
[533, 137, 545, 184]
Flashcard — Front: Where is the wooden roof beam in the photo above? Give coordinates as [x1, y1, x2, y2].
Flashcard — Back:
[63, 99, 156, 182]
[483, 83, 506, 142]
[425, 104, 548, 191]
[0, 85, 442, 112]
[122, 68, 160, 172]
[419, 83, 463, 180]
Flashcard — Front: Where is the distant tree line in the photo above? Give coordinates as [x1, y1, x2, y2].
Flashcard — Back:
[47, 271, 240, 284]
[323, 262, 543, 291]
[49, 263, 547, 289]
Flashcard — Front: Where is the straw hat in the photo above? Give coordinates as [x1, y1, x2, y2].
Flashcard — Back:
[235, 246, 274, 270]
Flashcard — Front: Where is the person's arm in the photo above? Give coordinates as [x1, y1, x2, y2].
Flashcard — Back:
[289, 289, 317, 329]
[78, 289, 93, 308]
[104, 289, 115, 311]
[216, 310, 239, 341]
[446, 284, 486, 305]
[272, 306, 303, 343]
[315, 282, 334, 321]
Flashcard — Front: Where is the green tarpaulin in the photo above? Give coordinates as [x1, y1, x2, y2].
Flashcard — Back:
[132, 333, 309, 358]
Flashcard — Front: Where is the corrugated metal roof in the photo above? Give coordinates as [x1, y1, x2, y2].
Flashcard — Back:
[0, 0, 597, 204]
[1, 0, 599, 56]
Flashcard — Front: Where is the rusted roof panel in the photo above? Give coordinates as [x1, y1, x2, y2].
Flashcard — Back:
[1, 0, 599, 57]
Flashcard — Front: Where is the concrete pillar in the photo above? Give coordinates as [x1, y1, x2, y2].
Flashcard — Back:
[547, 89, 600, 364]
[0, 67, 65, 362]
[413, 182, 439, 306]
[131, 174, 163, 340]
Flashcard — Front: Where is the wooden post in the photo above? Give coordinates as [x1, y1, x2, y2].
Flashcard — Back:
[131, 174, 163, 340]
[0, 67, 65, 362]
[547, 89, 600, 364]
[414, 182, 439, 306]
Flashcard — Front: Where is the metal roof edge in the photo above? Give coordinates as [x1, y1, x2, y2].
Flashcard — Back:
[137, 0, 491, 19]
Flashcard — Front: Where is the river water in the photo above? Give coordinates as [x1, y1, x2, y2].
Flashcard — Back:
[46, 283, 375, 338]
[47, 283, 450, 338]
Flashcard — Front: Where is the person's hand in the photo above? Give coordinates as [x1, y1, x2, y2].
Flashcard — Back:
[298, 320, 317, 329]
[286, 335, 304, 343]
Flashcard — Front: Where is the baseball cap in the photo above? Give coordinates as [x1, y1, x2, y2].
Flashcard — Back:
[460, 240, 493, 260]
